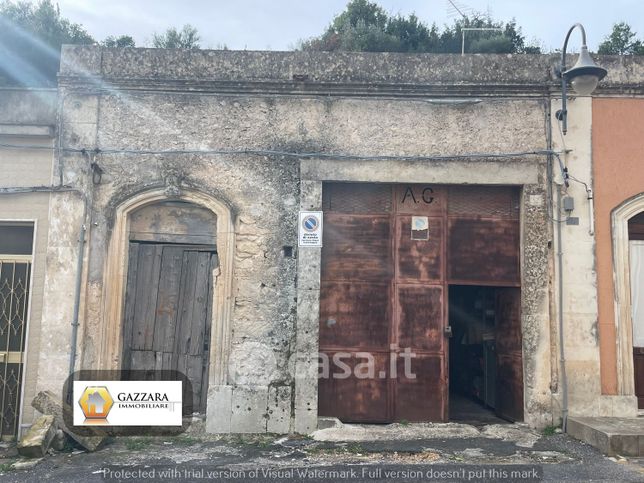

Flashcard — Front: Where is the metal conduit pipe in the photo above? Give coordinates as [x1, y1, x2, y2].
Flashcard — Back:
[546, 95, 569, 432]
[68, 195, 88, 379]
[67, 152, 95, 385]
[556, 183, 568, 432]
[0, 186, 78, 194]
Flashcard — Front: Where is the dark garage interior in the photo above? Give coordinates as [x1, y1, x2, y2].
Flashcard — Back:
[448, 284, 522, 424]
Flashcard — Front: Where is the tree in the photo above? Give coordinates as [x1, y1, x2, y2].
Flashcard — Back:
[598, 22, 644, 55]
[331, 0, 387, 31]
[386, 14, 440, 52]
[101, 35, 135, 48]
[152, 24, 201, 49]
[0, 0, 95, 86]
[299, 0, 541, 54]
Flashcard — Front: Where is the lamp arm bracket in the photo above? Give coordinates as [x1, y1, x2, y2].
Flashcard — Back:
[561, 23, 587, 72]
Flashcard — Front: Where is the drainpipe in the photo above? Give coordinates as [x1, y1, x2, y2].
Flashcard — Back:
[556, 182, 569, 432]
[68, 151, 95, 380]
[547, 96, 569, 432]
[68, 195, 88, 377]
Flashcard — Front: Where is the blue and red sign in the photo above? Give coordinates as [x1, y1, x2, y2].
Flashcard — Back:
[299, 211, 323, 247]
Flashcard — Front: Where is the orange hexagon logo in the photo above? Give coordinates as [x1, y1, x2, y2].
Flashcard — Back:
[78, 386, 114, 420]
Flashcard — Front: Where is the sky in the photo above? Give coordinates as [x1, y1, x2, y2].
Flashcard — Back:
[33, 0, 644, 52]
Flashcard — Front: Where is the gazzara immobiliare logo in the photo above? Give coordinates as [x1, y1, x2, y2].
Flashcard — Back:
[73, 380, 183, 426]
[78, 386, 114, 421]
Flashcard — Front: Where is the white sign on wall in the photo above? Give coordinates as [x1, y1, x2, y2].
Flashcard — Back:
[298, 211, 323, 247]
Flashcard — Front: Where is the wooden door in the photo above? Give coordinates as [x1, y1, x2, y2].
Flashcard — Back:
[319, 183, 447, 423]
[629, 238, 644, 408]
[122, 243, 217, 413]
[494, 287, 524, 421]
[629, 216, 644, 409]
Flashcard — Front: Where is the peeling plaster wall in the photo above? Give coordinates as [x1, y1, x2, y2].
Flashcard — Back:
[35, 46, 567, 433]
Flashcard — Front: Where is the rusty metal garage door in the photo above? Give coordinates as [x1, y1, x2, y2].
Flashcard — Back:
[318, 183, 523, 423]
[319, 183, 447, 422]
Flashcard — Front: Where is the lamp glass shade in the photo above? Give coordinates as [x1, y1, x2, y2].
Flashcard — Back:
[563, 45, 607, 96]
[570, 74, 600, 96]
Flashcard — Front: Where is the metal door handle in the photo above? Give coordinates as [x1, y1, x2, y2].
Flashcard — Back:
[444, 326, 453, 338]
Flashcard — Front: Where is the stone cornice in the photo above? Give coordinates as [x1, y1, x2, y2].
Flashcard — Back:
[57, 46, 644, 98]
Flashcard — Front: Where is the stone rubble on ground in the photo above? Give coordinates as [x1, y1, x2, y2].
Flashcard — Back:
[11, 457, 43, 470]
[17, 415, 57, 458]
[31, 390, 106, 452]
[51, 429, 66, 451]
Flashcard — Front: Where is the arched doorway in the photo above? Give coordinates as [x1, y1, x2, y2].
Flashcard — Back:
[121, 201, 218, 413]
[98, 189, 235, 417]
[612, 193, 644, 405]
[628, 212, 644, 408]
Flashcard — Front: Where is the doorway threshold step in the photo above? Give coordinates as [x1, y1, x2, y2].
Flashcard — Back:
[567, 416, 644, 456]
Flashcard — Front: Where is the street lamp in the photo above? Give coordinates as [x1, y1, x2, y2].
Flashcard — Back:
[557, 23, 607, 135]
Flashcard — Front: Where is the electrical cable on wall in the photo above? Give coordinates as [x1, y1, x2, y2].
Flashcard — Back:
[0, 142, 560, 163]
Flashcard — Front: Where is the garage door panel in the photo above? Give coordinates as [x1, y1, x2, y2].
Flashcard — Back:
[396, 216, 443, 282]
[318, 352, 390, 423]
[495, 287, 523, 422]
[496, 353, 524, 422]
[496, 287, 522, 354]
[448, 218, 520, 284]
[396, 355, 446, 421]
[397, 285, 444, 352]
[323, 183, 393, 214]
[321, 214, 392, 281]
[447, 186, 520, 220]
[320, 281, 391, 349]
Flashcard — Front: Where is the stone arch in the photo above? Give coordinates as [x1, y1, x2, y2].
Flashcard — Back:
[97, 188, 235, 387]
[612, 192, 644, 396]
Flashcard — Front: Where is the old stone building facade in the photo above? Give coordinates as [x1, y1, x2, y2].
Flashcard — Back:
[1, 47, 643, 437]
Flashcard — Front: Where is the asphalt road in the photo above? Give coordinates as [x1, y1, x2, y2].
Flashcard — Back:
[0, 432, 642, 482]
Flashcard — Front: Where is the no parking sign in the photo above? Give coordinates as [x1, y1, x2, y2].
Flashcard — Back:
[298, 211, 323, 247]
